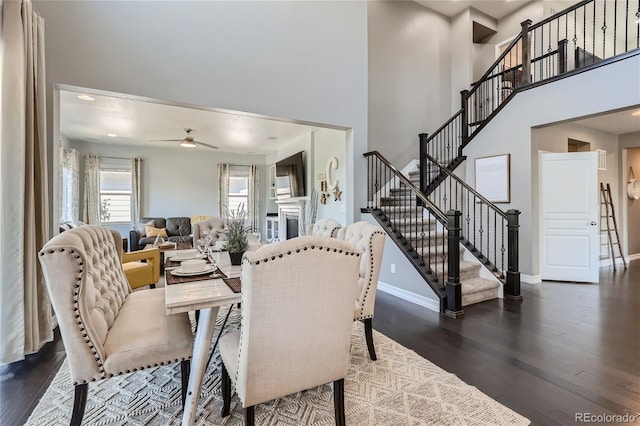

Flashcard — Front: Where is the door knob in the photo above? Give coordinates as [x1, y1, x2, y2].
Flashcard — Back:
[590, 221, 597, 226]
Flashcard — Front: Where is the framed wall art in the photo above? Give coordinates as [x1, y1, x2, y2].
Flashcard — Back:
[475, 154, 510, 203]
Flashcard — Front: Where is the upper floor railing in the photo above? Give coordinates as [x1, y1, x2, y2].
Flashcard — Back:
[425, 0, 640, 167]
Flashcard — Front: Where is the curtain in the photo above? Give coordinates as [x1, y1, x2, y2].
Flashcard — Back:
[218, 163, 230, 219]
[131, 157, 142, 225]
[60, 148, 79, 223]
[0, 0, 53, 364]
[83, 155, 101, 224]
[248, 164, 260, 233]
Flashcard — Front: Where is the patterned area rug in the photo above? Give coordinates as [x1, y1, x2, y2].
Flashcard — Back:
[27, 308, 529, 425]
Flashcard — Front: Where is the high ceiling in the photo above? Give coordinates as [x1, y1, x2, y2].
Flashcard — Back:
[415, 0, 535, 20]
[59, 88, 330, 155]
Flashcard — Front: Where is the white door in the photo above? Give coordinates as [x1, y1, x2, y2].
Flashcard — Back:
[540, 152, 599, 283]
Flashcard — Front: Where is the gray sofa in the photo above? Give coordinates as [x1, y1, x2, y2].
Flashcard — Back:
[129, 217, 193, 251]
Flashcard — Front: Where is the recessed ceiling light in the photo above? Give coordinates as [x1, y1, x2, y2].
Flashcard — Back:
[107, 133, 117, 137]
[267, 136, 278, 141]
[632, 110, 640, 117]
[77, 94, 95, 101]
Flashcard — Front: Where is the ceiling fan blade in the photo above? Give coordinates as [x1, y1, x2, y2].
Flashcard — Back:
[149, 139, 182, 142]
[195, 141, 219, 150]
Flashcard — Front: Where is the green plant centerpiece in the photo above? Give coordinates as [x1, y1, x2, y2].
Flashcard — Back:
[225, 203, 250, 265]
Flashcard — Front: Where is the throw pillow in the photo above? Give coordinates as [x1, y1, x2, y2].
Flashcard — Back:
[137, 220, 155, 237]
[145, 225, 168, 238]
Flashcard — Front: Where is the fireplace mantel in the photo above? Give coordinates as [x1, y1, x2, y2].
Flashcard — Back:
[275, 197, 309, 241]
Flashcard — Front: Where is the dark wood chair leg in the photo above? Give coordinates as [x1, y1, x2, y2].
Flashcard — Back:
[333, 379, 345, 426]
[180, 360, 190, 407]
[364, 318, 377, 361]
[221, 364, 231, 417]
[149, 283, 156, 289]
[245, 406, 255, 426]
[70, 383, 88, 426]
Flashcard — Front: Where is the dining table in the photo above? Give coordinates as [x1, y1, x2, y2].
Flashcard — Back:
[163, 248, 242, 426]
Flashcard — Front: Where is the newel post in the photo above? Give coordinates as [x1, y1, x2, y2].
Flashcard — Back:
[460, 90, 469, 154]
[505, 209, 522, 300]
[520, 19, 532, 86]
[419, 133, 429, 195]
[445, 210, 464, 317]
[558, 39, 568, 74]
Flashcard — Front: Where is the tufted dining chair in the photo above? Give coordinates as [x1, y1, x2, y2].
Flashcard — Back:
[38, 226, 194, 426]
[305, 217, 342, 238]
[336, 222, 386, 361]
[192, 217, 227, 244]
[218, 236, 361, 426]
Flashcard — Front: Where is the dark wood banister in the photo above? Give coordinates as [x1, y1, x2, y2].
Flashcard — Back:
[528, 0, 592, 30]
[423, 152, 508, 220]
[469, 33, 523, 94]
[363, 151, 446, 222]
[424, 110, 462, 143]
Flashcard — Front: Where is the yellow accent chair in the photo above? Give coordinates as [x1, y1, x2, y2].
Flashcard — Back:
[121, 247, 160, 290]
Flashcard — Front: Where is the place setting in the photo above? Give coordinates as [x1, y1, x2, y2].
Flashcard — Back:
[166, 247, 226, 285]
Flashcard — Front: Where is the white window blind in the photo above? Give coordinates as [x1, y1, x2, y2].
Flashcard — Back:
[99, 159, 132, 223]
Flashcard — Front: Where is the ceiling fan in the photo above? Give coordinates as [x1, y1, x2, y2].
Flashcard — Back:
[150, 128, 218, 150]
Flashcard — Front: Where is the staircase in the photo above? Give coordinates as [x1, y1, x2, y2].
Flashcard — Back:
[384, 169, 501, 307]
[364, 0, 638, 316]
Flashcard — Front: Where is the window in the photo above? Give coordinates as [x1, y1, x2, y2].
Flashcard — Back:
[99, 161, 132, 224]
[228, 168, 249, 214]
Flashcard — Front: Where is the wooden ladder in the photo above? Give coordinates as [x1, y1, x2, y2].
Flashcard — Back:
[599, 183, 627, 271]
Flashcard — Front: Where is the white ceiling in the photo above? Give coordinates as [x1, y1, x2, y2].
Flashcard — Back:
[572, 108, 640, 135]
[59, 88, 328, 155]
[415, 0, 534, 20]
[60, 88, 639, 159]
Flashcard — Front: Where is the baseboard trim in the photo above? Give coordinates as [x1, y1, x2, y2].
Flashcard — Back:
[377, 281, 440, 313]
[521, 274, 541, 284]
[628, 253, 640, 261]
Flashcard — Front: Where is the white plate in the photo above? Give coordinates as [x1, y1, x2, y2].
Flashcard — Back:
[169, 254, 206, 262]
[171, 265, 216, 276]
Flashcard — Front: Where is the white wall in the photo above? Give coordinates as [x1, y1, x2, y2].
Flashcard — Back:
[464, 54, 640, 278]
[313, 128, 347, 224]
[367, 0, 452, 167]
[450, 9, 473, 112]
[490, 0, 544, 46]
[69, 139, 266, 221]
[34, 0, 368, 229]
[619, 133, 640, 256]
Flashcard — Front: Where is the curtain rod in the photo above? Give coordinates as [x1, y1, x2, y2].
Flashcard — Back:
[84, 155, 141, 161]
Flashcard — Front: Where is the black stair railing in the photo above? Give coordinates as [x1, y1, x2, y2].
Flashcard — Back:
[420, 151, 521, 300]
[364, 150, 464, 315]
[423, 0, 640, 181]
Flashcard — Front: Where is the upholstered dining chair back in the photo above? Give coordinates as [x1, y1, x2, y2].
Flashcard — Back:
[336, 221, 386, 360]
[39, 226, 130, 383]
[39, 225, 194, 425]
[306, 217, 342, 238]
[192, 217, 227, 244]
[221, 236, 361, 410]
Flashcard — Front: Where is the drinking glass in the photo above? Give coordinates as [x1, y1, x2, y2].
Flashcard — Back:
[196, 238, 206, 255]
[207, 247, 221, 270]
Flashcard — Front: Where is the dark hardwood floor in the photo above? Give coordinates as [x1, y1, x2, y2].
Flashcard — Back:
[1, 261, 638, 425]
[375, 260, 640, 425]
